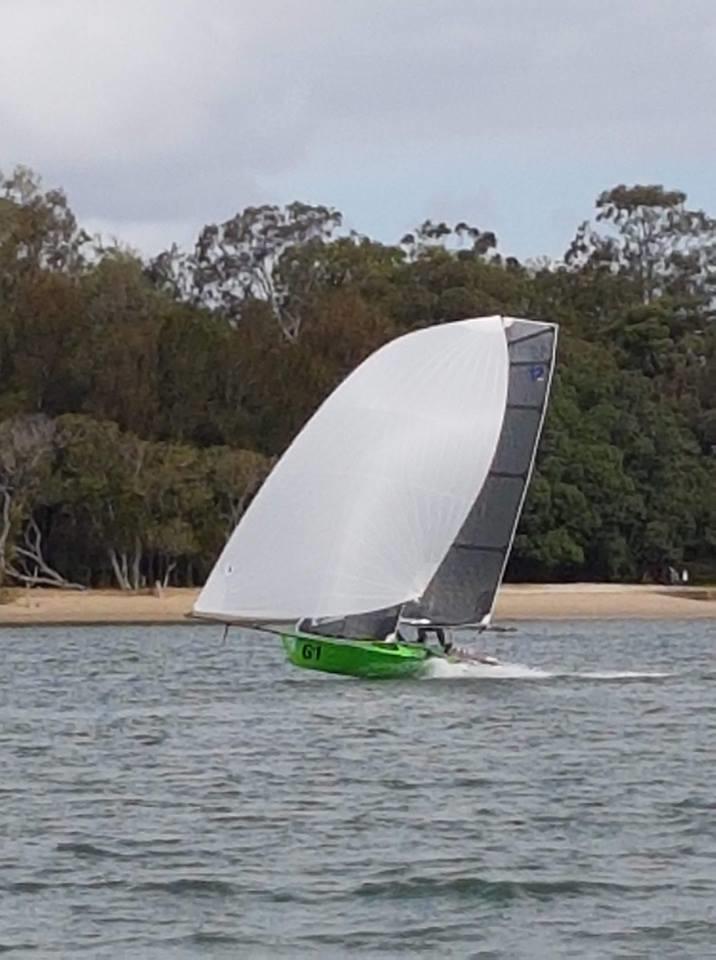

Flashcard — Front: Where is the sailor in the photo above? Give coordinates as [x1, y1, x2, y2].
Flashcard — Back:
[436, 629, 453, 654]
[436, 629, 498, 665]
[416, 625, 452, 653]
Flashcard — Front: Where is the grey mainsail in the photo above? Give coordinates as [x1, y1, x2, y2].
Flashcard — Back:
[401, 319, 557, 628]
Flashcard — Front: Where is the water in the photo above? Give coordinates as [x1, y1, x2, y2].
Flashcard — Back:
[1, 620, 715, 959]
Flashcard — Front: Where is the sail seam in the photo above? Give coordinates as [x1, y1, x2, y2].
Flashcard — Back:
[490, 470, 529, 480]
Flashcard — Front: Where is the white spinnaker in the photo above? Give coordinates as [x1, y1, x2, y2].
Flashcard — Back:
[194, 316, 510, 622]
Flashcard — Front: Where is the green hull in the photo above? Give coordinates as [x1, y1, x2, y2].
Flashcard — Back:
[281, 630, 432, 679]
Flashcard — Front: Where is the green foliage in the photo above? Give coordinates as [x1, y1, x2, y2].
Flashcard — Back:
[0, 414, 56, 584]
[0, 164, 714, 585]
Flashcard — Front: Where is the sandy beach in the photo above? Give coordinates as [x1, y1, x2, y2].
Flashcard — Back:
[0, 583, 714, 626]
[494, 583, 716, 621]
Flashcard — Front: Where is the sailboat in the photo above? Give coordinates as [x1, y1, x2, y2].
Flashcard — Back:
[193, 315, 558, 678]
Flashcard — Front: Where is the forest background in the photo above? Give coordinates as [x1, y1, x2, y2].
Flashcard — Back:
[1, 166, 714, 591]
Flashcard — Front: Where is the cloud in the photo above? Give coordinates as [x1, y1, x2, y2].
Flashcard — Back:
[1, 0, 715, 258]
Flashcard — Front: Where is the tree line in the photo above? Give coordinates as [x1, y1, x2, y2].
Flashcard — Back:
[0, 165, 714, 589]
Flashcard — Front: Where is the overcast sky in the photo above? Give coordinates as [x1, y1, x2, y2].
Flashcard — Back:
[2, 0, 715, 260]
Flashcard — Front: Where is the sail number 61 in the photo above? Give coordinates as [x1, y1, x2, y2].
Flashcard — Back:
[300, 642, 322, 661]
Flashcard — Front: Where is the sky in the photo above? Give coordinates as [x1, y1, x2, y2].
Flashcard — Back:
[2, 0, 715, 261]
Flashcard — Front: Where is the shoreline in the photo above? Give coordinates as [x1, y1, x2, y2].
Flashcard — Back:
[0, 583, 715, 626]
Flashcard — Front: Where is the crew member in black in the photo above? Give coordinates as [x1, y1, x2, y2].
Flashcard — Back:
[417, 625, 452, 653]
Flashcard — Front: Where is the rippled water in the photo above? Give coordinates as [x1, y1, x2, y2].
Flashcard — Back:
[1, 620, 715, 958]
